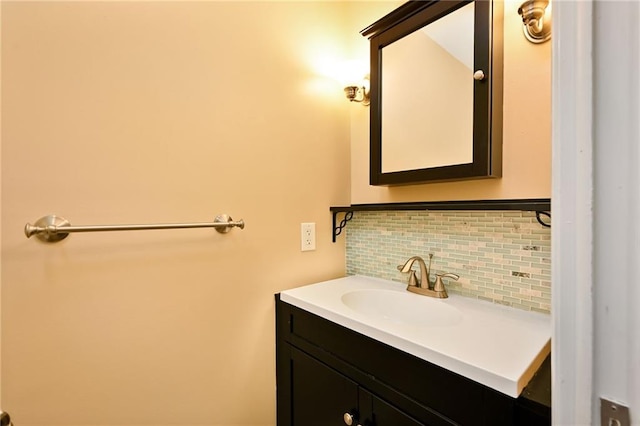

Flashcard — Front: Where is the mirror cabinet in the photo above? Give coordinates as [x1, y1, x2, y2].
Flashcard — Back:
[363, 0, 503, 185]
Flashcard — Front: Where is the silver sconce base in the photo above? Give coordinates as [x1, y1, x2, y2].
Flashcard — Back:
[518, 0, 551, 44]
[344, 85, 370, 106]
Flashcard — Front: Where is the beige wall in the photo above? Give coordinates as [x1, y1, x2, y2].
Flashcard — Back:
[1, 2, 355, 424]
[1, 0, 551, 424]
[351, 0, 552, 203]
[0, 0, 3, 406]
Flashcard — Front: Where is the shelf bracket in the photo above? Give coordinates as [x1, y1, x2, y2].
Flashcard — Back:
[332, 210, 353, 242]
[535, 211, 551, 228]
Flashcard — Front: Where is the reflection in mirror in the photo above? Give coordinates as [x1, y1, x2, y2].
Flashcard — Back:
[381, 2, 475, 173]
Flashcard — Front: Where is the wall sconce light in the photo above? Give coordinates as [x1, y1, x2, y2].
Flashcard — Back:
[518, 0, 551, 44]
[344, 77, 370, 106]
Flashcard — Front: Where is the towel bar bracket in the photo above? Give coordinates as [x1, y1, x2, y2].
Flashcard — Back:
[26, 215, 71, 243]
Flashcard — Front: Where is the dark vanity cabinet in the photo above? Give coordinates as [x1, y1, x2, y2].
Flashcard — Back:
[276, 296, 550, 426]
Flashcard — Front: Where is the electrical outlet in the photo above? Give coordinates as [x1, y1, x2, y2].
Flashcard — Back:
[301, 223, 316, 251]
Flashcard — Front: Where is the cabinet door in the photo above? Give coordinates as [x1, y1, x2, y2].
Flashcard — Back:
[290, 348, 359, 426]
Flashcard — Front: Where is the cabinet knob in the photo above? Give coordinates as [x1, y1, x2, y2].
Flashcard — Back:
[473, 70, 486, 81]
[343, 412, 354, 425]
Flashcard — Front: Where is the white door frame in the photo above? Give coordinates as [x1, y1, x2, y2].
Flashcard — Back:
[551, 0, 594, 422]
[553, 0, 640, 423]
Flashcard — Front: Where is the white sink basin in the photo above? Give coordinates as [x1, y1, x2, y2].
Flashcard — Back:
[341, 289, 463, 327]
[280, 275, 551, 398]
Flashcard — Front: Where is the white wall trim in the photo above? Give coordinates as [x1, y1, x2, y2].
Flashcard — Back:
[592, 0, 640, 422]
[551, 0, 594, 423]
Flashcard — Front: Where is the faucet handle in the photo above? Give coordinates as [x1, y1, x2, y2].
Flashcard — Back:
[434, 273, 459, 292]
[407, 270, 418, 287]
[397, 264, 419, 286]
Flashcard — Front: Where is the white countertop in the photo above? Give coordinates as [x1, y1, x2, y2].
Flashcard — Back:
[280, 275, 551, 398]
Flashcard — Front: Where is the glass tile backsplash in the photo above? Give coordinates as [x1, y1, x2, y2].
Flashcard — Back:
[345, 210, 551, 313]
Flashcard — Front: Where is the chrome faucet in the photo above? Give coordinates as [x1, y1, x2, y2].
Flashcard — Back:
[397, 254, 459, 299]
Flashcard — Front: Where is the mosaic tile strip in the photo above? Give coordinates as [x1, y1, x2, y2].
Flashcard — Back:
[345, 210, 551, 313]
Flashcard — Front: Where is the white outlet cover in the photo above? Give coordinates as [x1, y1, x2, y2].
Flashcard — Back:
[301, 222, 316, 251]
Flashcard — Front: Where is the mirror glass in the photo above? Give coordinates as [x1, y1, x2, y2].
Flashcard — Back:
[381, 2, 475, 173]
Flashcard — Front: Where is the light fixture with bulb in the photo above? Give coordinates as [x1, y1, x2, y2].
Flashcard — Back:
[344, 76, 370, 106]
[518, 0, 551, 44]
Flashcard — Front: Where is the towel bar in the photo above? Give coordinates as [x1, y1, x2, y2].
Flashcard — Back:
[25, 213, 244, 243]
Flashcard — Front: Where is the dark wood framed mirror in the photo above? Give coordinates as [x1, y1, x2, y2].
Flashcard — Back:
[363, 0, 503, 186]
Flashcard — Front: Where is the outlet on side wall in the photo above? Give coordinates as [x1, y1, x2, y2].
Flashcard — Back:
[301, 222, 316, 251]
